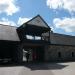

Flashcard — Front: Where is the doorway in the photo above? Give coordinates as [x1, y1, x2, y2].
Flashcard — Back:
[32, 46, 44, 62]
[23, 46, 45, 62]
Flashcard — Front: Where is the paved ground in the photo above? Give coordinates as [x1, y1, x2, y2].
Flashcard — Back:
[0, 62, 75, 75]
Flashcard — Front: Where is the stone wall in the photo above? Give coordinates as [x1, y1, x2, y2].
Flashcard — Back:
[45, 45, 75, 61]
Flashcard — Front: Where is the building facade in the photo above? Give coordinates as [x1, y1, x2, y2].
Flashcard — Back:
[45, 32, 75, 61]
[0, 15, 75, 63]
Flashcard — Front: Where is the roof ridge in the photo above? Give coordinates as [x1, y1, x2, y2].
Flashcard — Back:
[51, 32, 75, 38]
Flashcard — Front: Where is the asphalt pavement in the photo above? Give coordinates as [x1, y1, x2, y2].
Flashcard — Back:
[0, 62, 75, 75]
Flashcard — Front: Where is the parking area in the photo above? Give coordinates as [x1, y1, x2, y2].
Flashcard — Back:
[0, 62, 75, 75]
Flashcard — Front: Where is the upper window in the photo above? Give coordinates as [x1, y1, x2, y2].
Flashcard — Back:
[35, 36, 41, 40]
[26, 35, 34, 40]
[26, 35, 41, 40]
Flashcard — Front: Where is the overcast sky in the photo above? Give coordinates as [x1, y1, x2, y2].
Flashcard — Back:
[0, 0, 75, 35]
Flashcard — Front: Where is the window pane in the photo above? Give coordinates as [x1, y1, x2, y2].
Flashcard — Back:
[26, 35, 34, 40]
[35, 36, 41, 40]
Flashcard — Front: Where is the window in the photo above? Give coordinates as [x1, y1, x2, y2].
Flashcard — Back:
[26, 35, 41, 40]
[72, 52, 74, 57]
[26, 35, 34, 40]
[35, 36, 41, 40]
[58, 52, 61, 58]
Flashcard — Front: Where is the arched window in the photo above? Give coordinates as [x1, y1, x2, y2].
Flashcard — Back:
[58, 52, 61, 58]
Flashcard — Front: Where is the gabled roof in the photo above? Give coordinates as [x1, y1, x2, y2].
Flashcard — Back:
[17, 15, 50, 36]
[50, 32, 75, 46]
[25, 15, 50, 28]
[0, 24, 20, 41]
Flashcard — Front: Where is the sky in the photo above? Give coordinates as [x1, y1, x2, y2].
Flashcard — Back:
[0, 0, 75, 36]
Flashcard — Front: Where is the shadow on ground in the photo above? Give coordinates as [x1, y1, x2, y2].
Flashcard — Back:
[23, 62, 68, 70]
[0, 62, 68, 71]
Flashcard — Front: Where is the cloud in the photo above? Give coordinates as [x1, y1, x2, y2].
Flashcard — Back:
[47, 0, 63, 9]
[50, 26, 54, 32]
[0, 18, 16, 26]
[0, 0, 19, 15]
[0, 17, 31, 27]
[17, 17, 31, 26]
[53, 17, 75, 32]
[46, 0, 75, 13]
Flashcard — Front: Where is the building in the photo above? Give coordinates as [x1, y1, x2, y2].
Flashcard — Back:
[45, 32, 75, 61]
[0, 15, 75, 63]
[0, 25, 22, 63]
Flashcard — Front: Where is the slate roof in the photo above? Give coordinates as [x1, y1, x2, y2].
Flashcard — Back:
[25, 15, 50, 28]
[17, 15, 50, 36]
[50, 32, 75, 46]
[0, 24, 20, 41]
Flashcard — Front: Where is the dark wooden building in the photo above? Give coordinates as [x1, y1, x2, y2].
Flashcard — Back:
[17, 15, 50, 62]
[0, 24, 23, 63]
[1, 15, 75, 63]
[0, 15, 50, 63]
